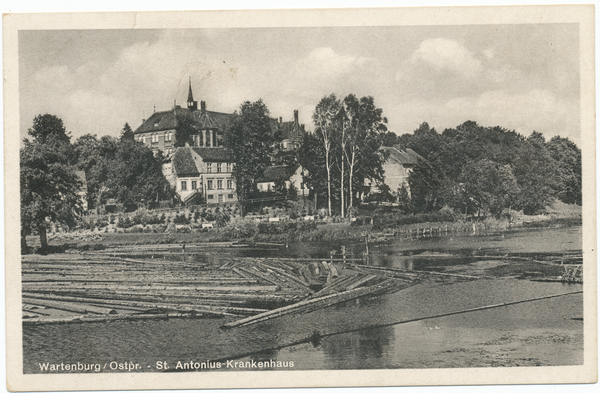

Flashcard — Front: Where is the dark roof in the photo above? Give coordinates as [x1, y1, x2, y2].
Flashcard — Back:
[380, 146, 422, 166]
[134, 107, 236, 134]
[192, 147, 234, 162]
[172, 147, 199, 176]
[191, 110, 235, 130]
[256, 165, 299, 183]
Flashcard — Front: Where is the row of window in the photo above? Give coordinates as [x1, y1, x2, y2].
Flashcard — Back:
[137, 132, 173, 144]
[206, 163, 232, 173]
[181, 179, 233, 191]
[207, 194, 235, 201]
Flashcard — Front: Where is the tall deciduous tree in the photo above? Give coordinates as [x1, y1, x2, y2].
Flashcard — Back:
[224, 99, 276, 213]
[340, 94, 387, 212]
[73, 134, 174, 210]
[313, 94, 341, 216]
[547, 136, 582, 205]
[513, 132, 558, 215]
[20, 115, 82, 252]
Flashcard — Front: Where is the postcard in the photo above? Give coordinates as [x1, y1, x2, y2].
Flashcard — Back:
[4, 5, 597, 391]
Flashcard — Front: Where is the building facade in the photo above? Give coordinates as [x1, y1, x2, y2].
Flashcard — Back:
[135, 80, 306, 204]
[256, 164, 308, 197]
[165, 146, 237, 205]
[369, 146, 422, 196]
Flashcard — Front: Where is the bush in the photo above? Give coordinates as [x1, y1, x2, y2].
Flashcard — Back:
[117, 216, 134, 229]
[222, 218, 258, 239]
[173, 213, 190, 225]
[215, 212, 230, 228]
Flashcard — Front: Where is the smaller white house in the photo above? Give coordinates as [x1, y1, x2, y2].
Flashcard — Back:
[163, 146, 237, 205]
[256, 164, 308, 197]
[365, 146, 422, 197]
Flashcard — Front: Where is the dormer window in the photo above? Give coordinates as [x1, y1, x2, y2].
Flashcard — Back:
[154, 122, 159, 128]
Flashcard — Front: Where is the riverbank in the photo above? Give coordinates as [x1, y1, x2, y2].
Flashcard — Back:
[25, 201, 581, 254]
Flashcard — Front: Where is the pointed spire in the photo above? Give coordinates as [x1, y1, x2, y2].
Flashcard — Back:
[187, 77, 194, 103]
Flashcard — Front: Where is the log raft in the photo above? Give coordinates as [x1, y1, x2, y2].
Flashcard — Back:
[22, 253, 419, 325]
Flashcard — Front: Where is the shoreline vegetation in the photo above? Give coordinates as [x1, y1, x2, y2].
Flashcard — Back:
[26, 200, 581, 254]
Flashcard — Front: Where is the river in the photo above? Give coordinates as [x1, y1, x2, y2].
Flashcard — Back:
[22, 226, 583, 373]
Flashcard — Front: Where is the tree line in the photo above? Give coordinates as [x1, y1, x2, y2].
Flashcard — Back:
[20, 115, 173, 251]
[393, 121, 581, 217]
[21, 101, 581, 250]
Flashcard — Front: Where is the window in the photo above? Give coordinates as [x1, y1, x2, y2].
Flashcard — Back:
[228, 194, 234, 199]
[181, 181, 187, 191]
[227, 179, 233, 189]
[217, 180, 223, 190]
[226, 163, 231, 172]
[207, 180, 213, 190]
[165, 132, 172, 141]
[218, 194, 224, 203]
[217, 163, 222, 173]
[191, 181, 197, 190]
[207, 195, 214, 200]
[207, 163, 212, 173]
[152, 134, 158, 143]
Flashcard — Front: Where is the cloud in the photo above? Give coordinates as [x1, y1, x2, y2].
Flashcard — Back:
[390, 89, 580, 145]
[483, 48, 495, 60]
[300, 47, 372, 79]
[409, 38, 482, 78]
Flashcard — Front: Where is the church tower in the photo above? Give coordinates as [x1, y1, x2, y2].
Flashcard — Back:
[187, 77, 198, 111]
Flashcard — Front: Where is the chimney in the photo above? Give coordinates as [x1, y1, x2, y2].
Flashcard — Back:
[294, 110, 299, 124]
[279, 117, 282, 124]
[201, 101, 206, 114]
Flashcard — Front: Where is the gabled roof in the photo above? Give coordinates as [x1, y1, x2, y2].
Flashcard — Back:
[192, 147, 234, 162]
[380, 146, 422, 166]
[191, 110, 235, 130]
[172, 147, 199, 176]
[279, 121, 305, 141]
[134, 107, 236, 134]
[256, 165, 300, 183]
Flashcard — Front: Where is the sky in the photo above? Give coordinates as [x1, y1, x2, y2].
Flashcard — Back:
[19, 23, 581, 145]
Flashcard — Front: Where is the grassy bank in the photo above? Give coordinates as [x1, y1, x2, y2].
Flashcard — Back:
[25, 200, 582, 253]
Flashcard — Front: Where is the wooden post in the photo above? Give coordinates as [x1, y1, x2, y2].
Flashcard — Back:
[364, 235, 369, 265]
[341, 245, 346, 264]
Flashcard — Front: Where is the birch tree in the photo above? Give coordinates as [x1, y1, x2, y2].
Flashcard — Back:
[312, 94, 341, 216]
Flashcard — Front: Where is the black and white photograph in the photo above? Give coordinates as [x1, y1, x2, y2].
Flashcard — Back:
[4, 4, 597, 391]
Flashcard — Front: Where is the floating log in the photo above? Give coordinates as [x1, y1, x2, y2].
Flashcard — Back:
[23, 292, 269, 316]
[22, 297, 114, 315]
[22, 313, 192, 325]
[345, 274, 378, 290]
[221, 278, 408, 329]
[232, 267, 252, 279]
[22, 275, 259, 285]
[255, 263, 310, 288]
[235, 266, 281, 287]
